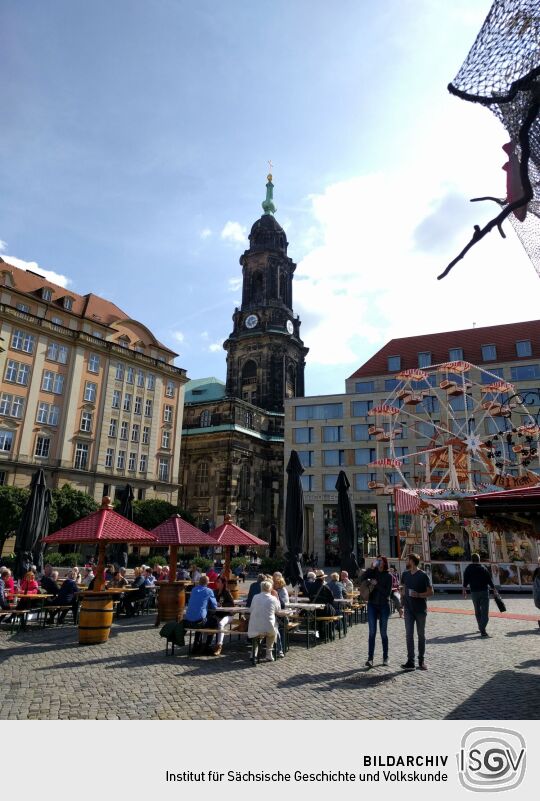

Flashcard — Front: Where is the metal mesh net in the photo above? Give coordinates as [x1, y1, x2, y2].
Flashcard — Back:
[441, 0, 540, 279]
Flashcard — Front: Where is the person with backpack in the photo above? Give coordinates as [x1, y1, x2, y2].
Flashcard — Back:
[532, 556, 540, 629]
[462, 553, 496, 637]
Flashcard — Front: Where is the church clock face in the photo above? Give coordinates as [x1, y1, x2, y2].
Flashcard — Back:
[286, 320, 294, 335]
[245, 314, 259, 329]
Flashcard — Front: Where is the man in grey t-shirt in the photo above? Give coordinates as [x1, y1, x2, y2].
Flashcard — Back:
[400, 553, 433, 671]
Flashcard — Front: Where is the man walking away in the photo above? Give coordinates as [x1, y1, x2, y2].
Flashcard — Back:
[463, 553, 495, 637]
[400, 553, 433, 671]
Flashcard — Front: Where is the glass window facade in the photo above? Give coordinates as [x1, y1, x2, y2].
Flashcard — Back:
[293, 427, 313, 444]
[295, 403, 343, 420]
[510, 364, 540, 381]
[351, 400, 372, 417]
[481, 344, 497, 361]
[355, 381, 375, 393]
[387, 356, 401, 371]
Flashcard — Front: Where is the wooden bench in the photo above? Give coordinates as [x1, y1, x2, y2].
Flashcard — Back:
[0, 608, 33, 633]
[315, 614, 345, 642]
[41, 605, 77, 627]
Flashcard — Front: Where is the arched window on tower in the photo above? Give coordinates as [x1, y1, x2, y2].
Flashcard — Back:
[279, 270, 288, 303]
[285, 366, 296, 399]
[241, 360, 258, 404]
[251, 271, 263, 304]
[237, 462, 251, 501]
[194, 461, 209, 497]
[199, 409, 212, 428]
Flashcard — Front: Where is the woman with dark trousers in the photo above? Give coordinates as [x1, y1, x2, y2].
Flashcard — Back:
[362, 556, 392, 668]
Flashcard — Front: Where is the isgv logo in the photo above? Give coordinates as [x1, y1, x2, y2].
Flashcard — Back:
[457, 727, 526, 792]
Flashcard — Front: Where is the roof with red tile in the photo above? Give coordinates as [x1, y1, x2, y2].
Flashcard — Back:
[0, 258, 176, 356]
[44, 508, 157, 544]
[151, 515, 217, 546]
[349, 320, 540, 379]
[208, 520, 267, 547]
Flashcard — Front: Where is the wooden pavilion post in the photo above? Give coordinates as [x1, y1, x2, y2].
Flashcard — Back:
[169, 545, 178, 583]
[94, 540, 107, 592]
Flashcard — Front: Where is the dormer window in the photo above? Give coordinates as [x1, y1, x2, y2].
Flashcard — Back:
[2, 270, 14, 287]
[42, 287, 53, 301]
[63, 296, 74, 311]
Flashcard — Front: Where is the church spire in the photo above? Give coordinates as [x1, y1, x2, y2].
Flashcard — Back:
[262, 172, 276, 216]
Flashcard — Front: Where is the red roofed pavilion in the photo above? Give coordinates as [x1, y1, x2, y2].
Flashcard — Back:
[152, 515, 217, 585]
[208, 515, 267, 586]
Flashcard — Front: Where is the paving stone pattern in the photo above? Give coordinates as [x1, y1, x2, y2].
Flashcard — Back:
[0, 596, 538, 720]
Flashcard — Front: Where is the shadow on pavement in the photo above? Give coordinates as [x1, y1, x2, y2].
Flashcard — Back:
[428, 633, 479, 645]
[445, 670, 540, 719]
[505, 629, 540, 637]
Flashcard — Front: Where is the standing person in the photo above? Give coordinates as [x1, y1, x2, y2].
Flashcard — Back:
[462, 553, 495, 637]
[532, 556, 540, 629]
[362, 556, 392, 668]
[400, 553, 433, 671]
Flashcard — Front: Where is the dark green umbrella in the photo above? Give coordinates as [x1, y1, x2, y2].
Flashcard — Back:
[284, 450, 305, 587]
[14, 469, 51, 578]
[335, 470, 359, 578]
[112, 484, 134, 566]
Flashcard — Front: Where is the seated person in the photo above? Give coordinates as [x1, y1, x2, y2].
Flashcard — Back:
[0, 571, 10, 610]
[176, 565, 190, 580]
[300, 571, 317, 598]
[111, 567, 129, 588]
[1, 567, 15, 598]
[47, 569, 79, 623]
[248, 580, 284, 664]
[327, 572, 344, 600]
[340, 571, 354, 594]
[19, 570, 39, 598]
[41, 568, 60, 597]
[184, 575, 217, 654]
[104, 564, 115, 583]
[206, 574, 235, 656]
[206, 565, 218, 590]
[82, 566, 95, 587]
[246, 573, 266, 607]
[143, 567, 156, 587]
[190, 564, 202, 583]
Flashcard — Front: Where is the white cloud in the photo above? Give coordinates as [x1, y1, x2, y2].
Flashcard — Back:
[295, 101, 540, 370]
[209, 340, 224, 353]
[2, 255, 72, 288]
[0, 239, 7, 252]
[200, 227, 212, 239]
[200, 331, 209, 340]
[172, 330, 185, 343]
[228, 276, 242, 292]
[221, 220, 247, 244]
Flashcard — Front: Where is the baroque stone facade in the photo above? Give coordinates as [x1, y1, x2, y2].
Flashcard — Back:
[181, 177, 308, 540]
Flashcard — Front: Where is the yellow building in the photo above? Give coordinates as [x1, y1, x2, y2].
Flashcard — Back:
[0, 258, 188, 503]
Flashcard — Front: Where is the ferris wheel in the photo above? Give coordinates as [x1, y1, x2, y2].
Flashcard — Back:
[366, 361, 540, 494]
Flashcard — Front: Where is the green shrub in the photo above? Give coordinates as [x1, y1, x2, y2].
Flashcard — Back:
[44, 551, 64, 567]
[148, 555, 166, 568]
[0, 553, 15, 569]
[260, 556, 285, 575]
[192, 556, 213, 572]
[231, 556, 249, 570]
[61, 552, 84, 567]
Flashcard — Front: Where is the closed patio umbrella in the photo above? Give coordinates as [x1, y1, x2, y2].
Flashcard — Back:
[284, 450, 304, 587]
[113, 483, 134, 566]
[14, 468, 51, 579]
[335, 470, 359, 579]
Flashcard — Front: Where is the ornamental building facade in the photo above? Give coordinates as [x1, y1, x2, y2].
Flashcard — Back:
[181, 176, 308, 538]
[0, 259, 188, 503]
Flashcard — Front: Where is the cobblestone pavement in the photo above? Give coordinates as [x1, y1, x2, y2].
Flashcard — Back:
[1, 596, 538, 720]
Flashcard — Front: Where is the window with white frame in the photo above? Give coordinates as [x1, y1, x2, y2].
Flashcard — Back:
[51, 316, 63, 326]
[516, 340, 532, 357]
[200, 410, 212, 427]
[142, 426, 150, 444]
[0, 430, 14, 452]
[126, 367, 134, 384]
[42, 370, 64, 394]
[47, 341, 68, 363]
[11, 396, 24, 417]
[161, 430, 170, 448]
[115, 363, 124, 380]
[139, 454, 147, 472]
[34, 436, 50, 458]
[158, 457, 169, 481]
[137, 369, 145, 387]
[123, 393, 132, 412]
[63, 296, 73, 311]
[144, 399, 152, 417]
[105, 448, 114, 468]
[117, 450, 126, 470]
[5, 360, 30, 386]
[16, 303, 30, 313]
[163, 404, 173, 422]
[88, 354, 100, 373]
[120, 421, 128, 440]
[11, 329, 35, 353]
[84, 382, 97, 402]
[80, 411, 92, 432]
[131, 423, 140, 442]
[134, 396, 142, 414]
[42, 287, 52, 301]
[165, 381, 175, 398]
[112, 390, 121, 409]
[128, 452, 136, 471]
[147, 374, 155, 390]
[74, 442, 89, 470]
[418, 352, 431, 368]
[108, 419, 117, 437]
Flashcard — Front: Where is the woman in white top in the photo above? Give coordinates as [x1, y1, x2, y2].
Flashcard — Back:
[248, 580, 282, 665]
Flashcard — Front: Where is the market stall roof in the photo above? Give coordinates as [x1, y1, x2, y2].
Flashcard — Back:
[471, 485, 540, 514]
[395, 488, 459, 514]
[151, 515, 217, 546]
[208, 516, 267, 547]
[43, 505, 157, 545]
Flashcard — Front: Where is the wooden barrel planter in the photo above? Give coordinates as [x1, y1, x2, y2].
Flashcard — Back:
[78, 592, 114, 645]
[227, 577, 239, 600]
[158, 582, 186, 623]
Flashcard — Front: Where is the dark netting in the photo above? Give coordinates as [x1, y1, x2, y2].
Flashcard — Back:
[440, 0, 540, 279]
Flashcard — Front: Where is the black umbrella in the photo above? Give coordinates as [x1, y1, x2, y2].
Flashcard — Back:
[284, 450, 305, 587]
[335, 470, 359, 579]
[112, 484, 134, 567]
[269, 523, 277, 557]
[14, 469, 51, 579]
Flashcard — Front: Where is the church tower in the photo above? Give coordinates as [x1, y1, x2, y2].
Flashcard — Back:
[223, 174, 308, 412]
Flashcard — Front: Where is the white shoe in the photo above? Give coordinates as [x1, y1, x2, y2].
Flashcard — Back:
[265, 654, 274, 662]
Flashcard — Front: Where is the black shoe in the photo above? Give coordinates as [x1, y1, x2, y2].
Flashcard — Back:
[401, 661, 415, 671]
[365, 659, 374, 669]
[250, 657, 257, 666]
[480, 631, 490, 638]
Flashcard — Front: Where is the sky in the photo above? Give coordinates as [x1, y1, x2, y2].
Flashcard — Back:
[1, 0, 539, 396]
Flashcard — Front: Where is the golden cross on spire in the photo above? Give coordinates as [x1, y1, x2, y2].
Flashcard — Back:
[267, 160, 273, 181]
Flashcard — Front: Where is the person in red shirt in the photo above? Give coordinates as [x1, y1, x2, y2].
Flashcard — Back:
[206, 566, 218, 590]
[19, 571, 39, 595]
[1, 567, 15, 598]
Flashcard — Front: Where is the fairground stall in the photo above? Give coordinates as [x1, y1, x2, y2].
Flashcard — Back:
[366, 361, 540, 590]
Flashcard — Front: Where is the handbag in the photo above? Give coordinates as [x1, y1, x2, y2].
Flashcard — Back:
[493, 592, 506, 613]
[358, 579, 375, 603]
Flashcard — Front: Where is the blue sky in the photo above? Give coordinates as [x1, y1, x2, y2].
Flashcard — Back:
[2, 0, 539, 395]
